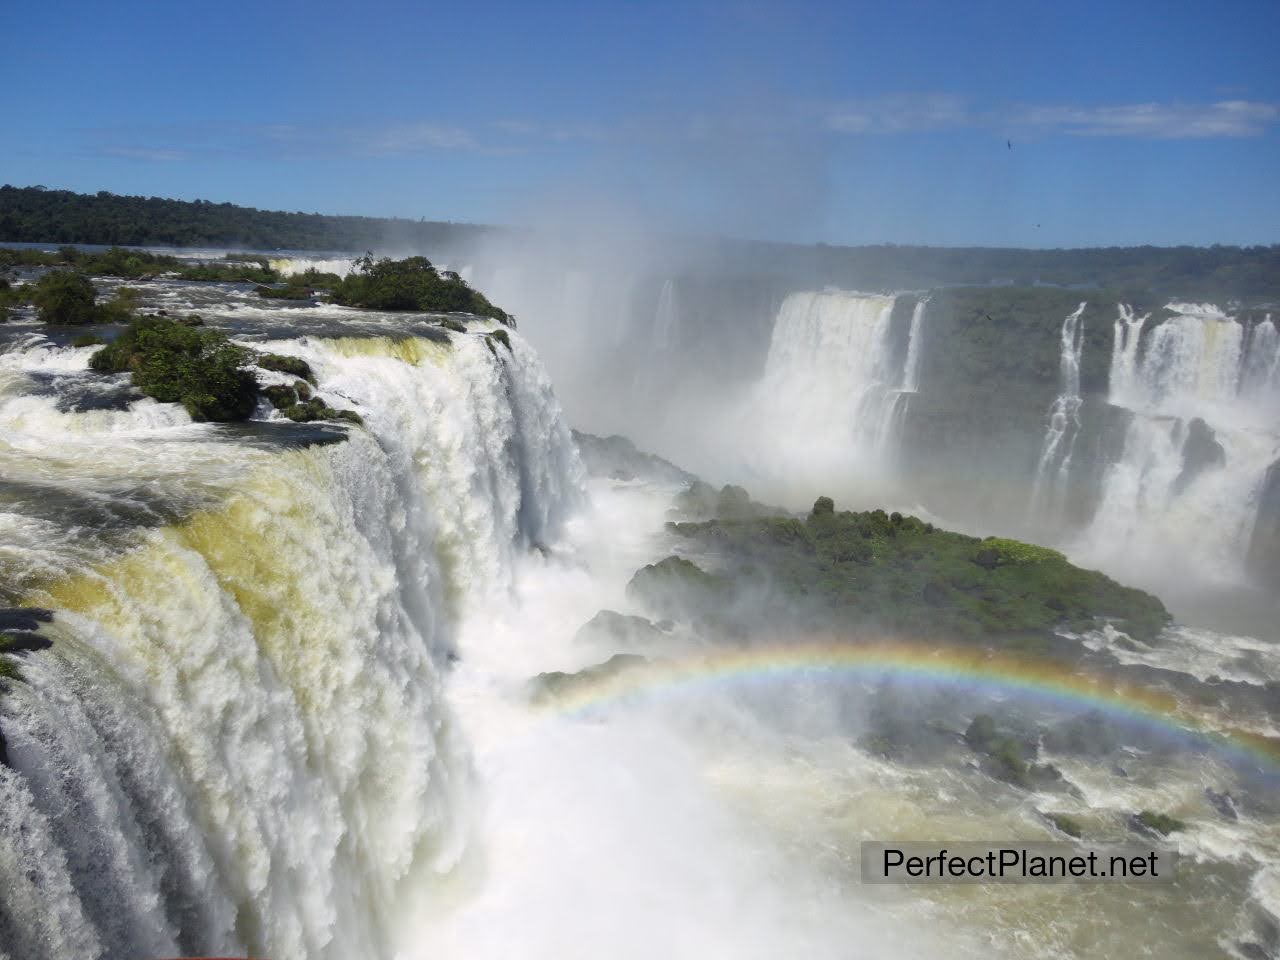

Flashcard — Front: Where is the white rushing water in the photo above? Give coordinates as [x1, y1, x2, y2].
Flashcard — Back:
[745, 290, 924, 500]
[0, 323, 584, 959]
[1029, 302, 1087, 521]
[1076, 302, 1280, 586]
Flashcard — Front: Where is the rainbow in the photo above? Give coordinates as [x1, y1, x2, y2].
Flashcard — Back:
[538, 638, 1280, 771]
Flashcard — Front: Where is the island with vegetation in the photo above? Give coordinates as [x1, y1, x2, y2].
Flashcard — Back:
[629, 495, 1169, 650]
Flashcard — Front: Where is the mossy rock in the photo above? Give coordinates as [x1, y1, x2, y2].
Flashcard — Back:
[626, 555, 729, 619]
[262, 384, 298, 410]
[282, 398, 362, 425]
[1131, 810, 1186, 836]
[530, 653, 649, 702]
[257, 353, 315, 383]
[438, 318, 467, 334]
[1044, 812, 1084, 838]
[485, 329, 512, 354]
[294, 380, 312, 401]
[71, 333, 104, 348]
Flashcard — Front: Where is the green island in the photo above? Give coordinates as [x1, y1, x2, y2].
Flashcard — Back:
[329, 255, 511, 323]
[644, 496, 1168, 650]
[87, 316, 362, 424]
[1, 246, 513, 321]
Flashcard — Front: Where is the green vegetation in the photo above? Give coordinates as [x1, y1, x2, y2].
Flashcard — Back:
[1133, 810, 1186, 836]
[174, 262, 277, 283]
[0, 244, 284, 284]
[89, 317, 259, 421]
[253, 268, 343, 300]
[283, 400, 363, 425]
[664, 497, 1170, 647]
[965, 714, 1035, 786]
[25, 271, 144, 325]
[31, 270, 100, 324]
[94, 286, 141, 324]
[485, 328, 512, 354]
[71, 333, 104, 347]
[1045, 812, 1084, 838]
[2, 245, 181, 278]
[0, 277, 28, 321]
[0, 635, 23, 684]
[330, 255, 511, 322]
[0, 185, 491, 251]
[626, 556, 731, 620]
[530, 653, 650, 702]
[4, 186, 1278, 299]
[257, 353, 315, 383]
[257, 377, 359, 425]
[673, 480, 779, 520]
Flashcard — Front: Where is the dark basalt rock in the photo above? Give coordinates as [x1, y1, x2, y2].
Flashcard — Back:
[529, 653, 650, 702]
[1174, 417, 1226, 494]
[574, 610, 667, 650]
[0, 608, 53, 633]
[1249, 459, 1280, 586]
[1130, 809, 1187, 836]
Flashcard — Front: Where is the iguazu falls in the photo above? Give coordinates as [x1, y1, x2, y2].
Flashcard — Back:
[1, 3, 1279, 958]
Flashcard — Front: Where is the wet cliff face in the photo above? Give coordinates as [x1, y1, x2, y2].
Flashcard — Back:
[1250, 460, 1280, 585]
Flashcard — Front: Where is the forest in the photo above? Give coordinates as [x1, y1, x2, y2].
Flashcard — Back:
[2, 184, 1279, 300]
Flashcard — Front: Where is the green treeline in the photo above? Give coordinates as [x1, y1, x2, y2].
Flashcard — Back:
[0, 185, 491, 251]
[2, 185, 1278, 299]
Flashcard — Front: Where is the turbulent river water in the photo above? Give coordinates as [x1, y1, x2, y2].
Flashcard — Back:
[1, 258, 1278, 959]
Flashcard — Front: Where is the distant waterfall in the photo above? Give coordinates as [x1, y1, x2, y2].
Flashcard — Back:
[1078, 303, 1280, 582]
[653, 277, 678, 351]
[0, 328, 584, 960]
[1243, 315, 1279, 398]
[749, 290, 924, 494]
[1107, 303, 1149, 408]
[900, 298, 928, 393]
[1029, 303, 1087, 520]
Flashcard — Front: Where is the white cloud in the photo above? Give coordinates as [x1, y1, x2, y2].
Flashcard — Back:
[361, 122, 478, 155]
[97, 145, 187, 162]
[825, 94, 971, 134]
[822, 95, 1278, 140]
[1013, 100, 1278, 138]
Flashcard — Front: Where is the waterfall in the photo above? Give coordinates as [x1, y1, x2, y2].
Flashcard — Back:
[653, 277, 678, 351]
[1077, 303, 1280, 583]
[746, 290, 923, 496]
[1108, 303, 1149, 408]
[1029, 303, 1087, 520]
[900, 297, 928, 393]
[269, 256, 359, 278]
[1243, 315, 1279, 399]
[0, 327, 584, 960]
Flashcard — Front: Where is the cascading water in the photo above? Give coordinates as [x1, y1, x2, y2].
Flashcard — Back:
[748, 291, 924, 497]
[0, 323, 584, 960]
[653, 277, 678, 352]
[900, 297, 927, 394]
[1108, 303, 1150, 408]
[1078, 302, 1280, 584]
[269, 256, 359, 278]
[1029, 303, 1087, 521]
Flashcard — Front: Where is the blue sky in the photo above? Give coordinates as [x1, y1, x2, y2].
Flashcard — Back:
[3, 0, 1278, 247]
